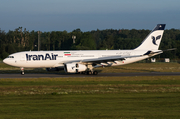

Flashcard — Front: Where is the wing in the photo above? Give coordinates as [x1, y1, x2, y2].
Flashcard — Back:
[63, 54, 143, 64]
[55, 48, 175, 68]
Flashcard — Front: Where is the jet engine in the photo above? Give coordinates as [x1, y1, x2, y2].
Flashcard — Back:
[64, 63, 87, 73]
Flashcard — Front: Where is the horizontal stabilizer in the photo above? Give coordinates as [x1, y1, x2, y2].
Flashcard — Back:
[143, 48, 176, 56]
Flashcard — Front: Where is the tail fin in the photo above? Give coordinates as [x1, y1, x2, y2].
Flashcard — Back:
[134, 24, 166, 50]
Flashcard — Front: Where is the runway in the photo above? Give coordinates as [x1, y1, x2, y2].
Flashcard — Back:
[0, 72, 180, 78]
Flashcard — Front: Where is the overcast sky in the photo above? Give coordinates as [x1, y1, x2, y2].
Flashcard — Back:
[0, 0, 180, 32]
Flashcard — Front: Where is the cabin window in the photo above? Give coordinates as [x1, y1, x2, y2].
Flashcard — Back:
[7, 56, 14, 58]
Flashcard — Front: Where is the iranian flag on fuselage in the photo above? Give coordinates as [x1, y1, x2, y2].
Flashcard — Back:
[64, 52, 71, 56]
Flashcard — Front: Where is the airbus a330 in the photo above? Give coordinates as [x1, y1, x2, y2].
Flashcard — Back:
[3, 24, 167, 75]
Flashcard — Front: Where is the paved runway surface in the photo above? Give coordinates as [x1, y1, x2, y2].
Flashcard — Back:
[0, 72, 180, 78]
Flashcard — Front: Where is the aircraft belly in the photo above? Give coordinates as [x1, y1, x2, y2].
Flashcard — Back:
[18, 60, 58, 68]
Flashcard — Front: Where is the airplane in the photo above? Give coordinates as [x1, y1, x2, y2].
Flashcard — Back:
[3, 24, 167, 75]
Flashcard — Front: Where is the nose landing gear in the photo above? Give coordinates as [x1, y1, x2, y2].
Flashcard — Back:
[21, 68, 24, 75]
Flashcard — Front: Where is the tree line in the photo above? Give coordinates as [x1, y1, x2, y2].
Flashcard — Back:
[0, 27, 179, 60]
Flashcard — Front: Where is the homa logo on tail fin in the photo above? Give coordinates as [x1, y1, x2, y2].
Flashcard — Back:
[152, 35, 161, 45]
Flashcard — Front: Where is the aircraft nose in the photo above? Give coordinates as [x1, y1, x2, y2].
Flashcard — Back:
[3, 58, 8, 64]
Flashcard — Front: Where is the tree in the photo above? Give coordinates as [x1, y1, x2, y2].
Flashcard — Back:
[6, 44, 16, 54]
[73, 32, 96, 50]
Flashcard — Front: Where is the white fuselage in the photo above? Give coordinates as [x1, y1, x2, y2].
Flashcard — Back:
[3, 50, 152, 68]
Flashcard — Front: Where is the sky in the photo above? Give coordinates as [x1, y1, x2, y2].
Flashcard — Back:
[0, 0, 180, 32]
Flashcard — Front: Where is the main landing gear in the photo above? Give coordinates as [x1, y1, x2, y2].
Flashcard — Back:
[85, 71, 98, 75]
[84, 65, 98, 75]
[21, 67, 24, 75]
[77, 71, 98, 75]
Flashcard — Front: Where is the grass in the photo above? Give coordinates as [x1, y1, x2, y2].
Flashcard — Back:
[1, 62, 180, 118]
[1, 93, 180, 119]
[0, 76, 180, 95]
[1, 62, 180, 73]
[97, 62, 180, 73]
[0, 76, 180, 118]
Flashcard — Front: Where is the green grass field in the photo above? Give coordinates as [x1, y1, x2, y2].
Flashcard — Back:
[1, 62, 180, 73]
[0, 76, 180, 119]
[1, 62, 180, 118]
[1, 93, 180, 119]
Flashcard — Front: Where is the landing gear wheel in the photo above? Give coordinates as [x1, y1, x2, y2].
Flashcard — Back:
[93, 71, 98, 75]
[81, 72, 85, 74]
[86, 71, 98, 75]
[86, 71, 92, 75]
[89, 71, 92, 75]
[21, 71, 24, 75]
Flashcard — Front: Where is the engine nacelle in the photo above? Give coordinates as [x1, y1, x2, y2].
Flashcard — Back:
[64, 63, 87, 73]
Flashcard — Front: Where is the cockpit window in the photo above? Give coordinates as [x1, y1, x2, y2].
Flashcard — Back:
[7, 56, 14, 58]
